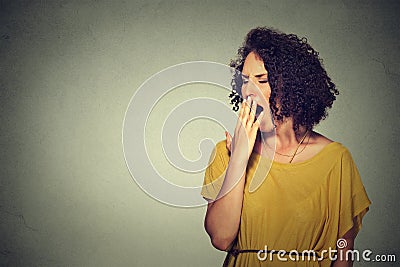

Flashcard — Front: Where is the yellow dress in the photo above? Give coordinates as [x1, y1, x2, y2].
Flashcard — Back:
[201, 140, 371, 267]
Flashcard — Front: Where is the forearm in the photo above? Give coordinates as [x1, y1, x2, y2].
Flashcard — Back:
[332, 246, 354, 267]
[332, 261, 352, 267]
[204, 96, 261, 251]
[332, 222, 356, 267]
[204, 157, 247, 250]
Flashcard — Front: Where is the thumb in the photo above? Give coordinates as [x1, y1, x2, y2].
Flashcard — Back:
[225, 131, 232, 152]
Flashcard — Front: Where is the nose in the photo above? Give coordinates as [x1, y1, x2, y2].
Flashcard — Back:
[241, 78, 259, 99]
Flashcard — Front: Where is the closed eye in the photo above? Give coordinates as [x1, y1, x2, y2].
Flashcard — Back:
[241, 75, 268, 84]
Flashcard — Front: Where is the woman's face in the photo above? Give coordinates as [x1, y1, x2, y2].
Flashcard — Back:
[241, 52, 272, 131]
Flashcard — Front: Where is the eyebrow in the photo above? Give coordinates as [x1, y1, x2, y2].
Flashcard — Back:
[241, 73, 268, 78]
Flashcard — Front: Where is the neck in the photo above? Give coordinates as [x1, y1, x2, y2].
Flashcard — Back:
[274, 119, 307, 149]
[254, 118, 308, 153]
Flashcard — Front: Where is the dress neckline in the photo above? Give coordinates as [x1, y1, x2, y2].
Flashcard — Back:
[251, 141, 340, 168]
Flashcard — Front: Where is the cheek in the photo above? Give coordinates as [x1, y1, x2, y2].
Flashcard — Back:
[260, 85, 271, 103]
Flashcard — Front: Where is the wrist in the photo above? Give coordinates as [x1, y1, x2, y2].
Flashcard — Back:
[229, 152, 249, 167]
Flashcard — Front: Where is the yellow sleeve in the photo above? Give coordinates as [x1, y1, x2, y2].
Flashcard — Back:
[200, 140, 230, 201]
[338, 149, 371, 238]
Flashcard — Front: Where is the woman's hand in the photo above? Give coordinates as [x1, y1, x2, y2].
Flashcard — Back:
[205, 97, 263, 251]
[226, 96, 264, 161]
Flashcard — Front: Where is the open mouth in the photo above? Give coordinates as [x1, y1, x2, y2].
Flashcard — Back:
[255, 105, 264, 117]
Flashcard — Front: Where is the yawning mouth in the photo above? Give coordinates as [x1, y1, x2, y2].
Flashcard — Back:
[255, 105, 264, 117]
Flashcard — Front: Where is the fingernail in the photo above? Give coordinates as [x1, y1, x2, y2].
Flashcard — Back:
[247, 96, 251, 102]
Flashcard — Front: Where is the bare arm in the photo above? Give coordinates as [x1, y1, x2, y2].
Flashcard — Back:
[204, 154, 248, 250]
[332, 218, 357, 267]
[204, 97, 263, 251]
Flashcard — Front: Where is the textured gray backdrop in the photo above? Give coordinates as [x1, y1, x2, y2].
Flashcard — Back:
[1, 0, 399, 266]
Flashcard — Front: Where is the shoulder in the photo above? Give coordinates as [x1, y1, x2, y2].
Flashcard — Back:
[209, 139, 230, 166]
[215, 139, 228, 151]
[310, 131, 333, 148]
[309, 131, 351, 159]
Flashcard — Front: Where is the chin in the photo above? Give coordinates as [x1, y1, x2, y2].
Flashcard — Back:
[259, 121, 275, 133]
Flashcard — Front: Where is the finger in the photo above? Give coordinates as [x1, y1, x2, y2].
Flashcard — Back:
[242, 96, 251, 125]
[238, 97, 246, 120]
[235, 98, 246, 134]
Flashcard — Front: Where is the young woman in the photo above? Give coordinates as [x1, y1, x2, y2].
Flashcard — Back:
[202, 27, 371, 266]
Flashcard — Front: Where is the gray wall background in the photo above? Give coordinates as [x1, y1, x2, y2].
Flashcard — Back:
[1, 0, 399, 266]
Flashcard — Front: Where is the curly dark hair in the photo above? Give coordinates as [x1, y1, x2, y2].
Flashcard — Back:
[229, 27, 339, 132]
